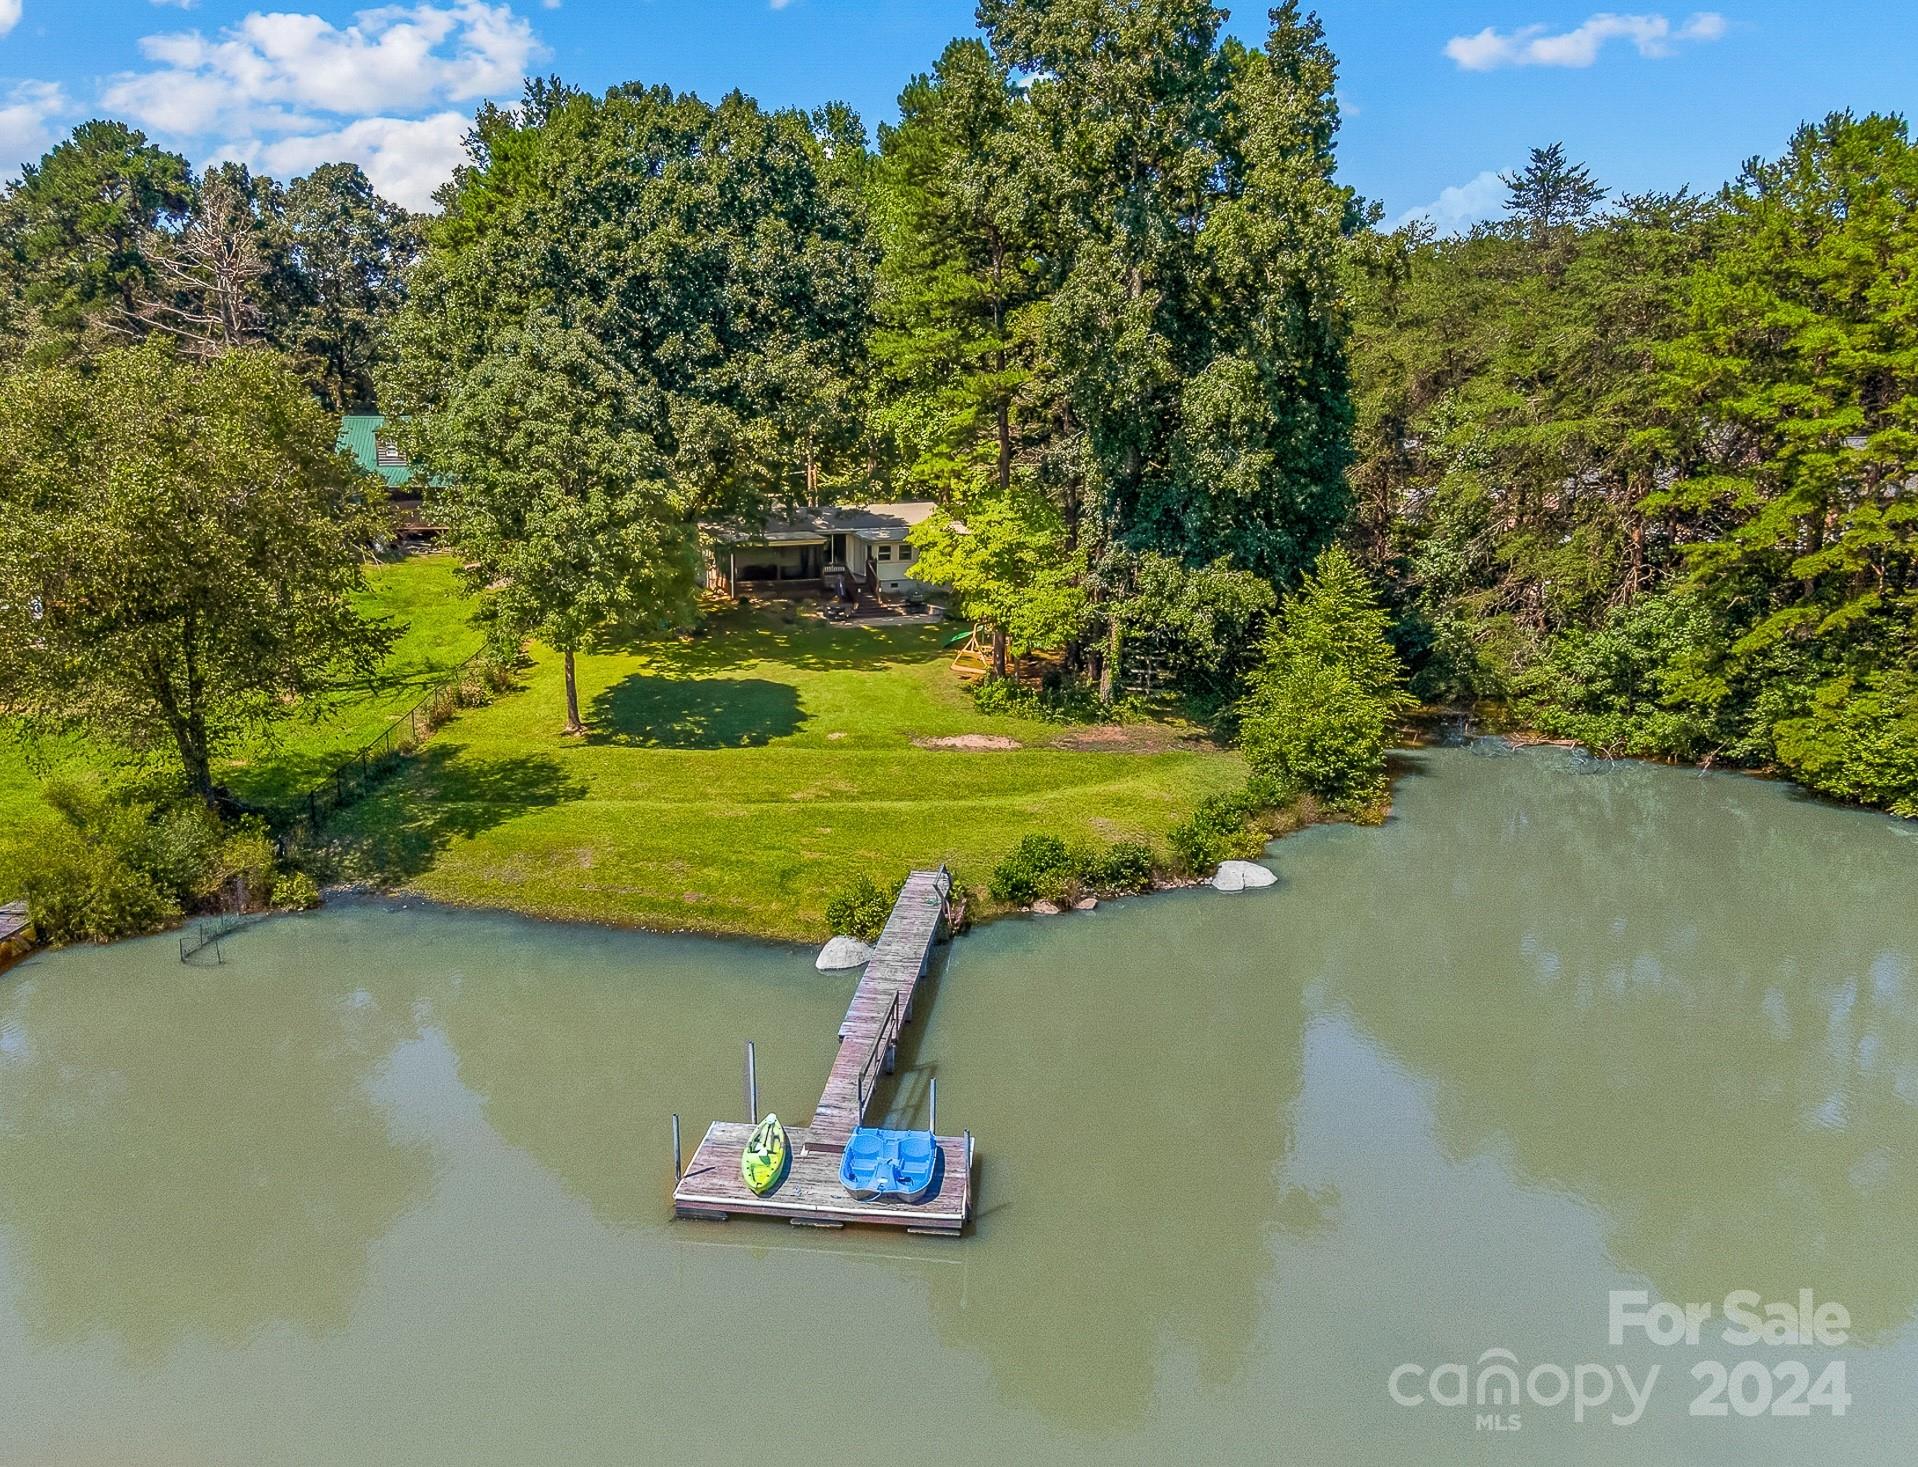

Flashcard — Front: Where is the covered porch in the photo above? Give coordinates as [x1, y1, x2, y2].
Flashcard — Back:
[709, 531, 877, 601]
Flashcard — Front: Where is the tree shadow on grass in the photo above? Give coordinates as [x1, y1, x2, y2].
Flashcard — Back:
[584, 675, 805, 748]
[597, 609, 951, 676]
[327, 743, 588, 885]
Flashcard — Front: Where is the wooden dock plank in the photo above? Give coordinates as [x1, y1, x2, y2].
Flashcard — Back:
[806, 868, 949, 1147]
[0, 901, 32, 962]
[672, 868, 974, 1232]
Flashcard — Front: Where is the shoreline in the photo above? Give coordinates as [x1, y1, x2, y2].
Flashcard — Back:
[309, 790, 1350, 947]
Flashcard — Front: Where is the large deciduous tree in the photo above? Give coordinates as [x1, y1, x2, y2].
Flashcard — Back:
[385, 80, 874, 734]
[276, 162, 421, 411]
[0, 346, 394, 804]
[910, 494, 1087, 675]
[389, 81, 874, 518]
[416, 317, 703, 733]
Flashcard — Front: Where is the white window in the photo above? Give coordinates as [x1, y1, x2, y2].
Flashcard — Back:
[877, 544, 893, 561]
[375, 438, 407, 468]
[899, 543, 913, 562]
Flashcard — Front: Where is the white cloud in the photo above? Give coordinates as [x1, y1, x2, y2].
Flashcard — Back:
[1446, 11, 1727, 70]
[1394, 169, 1507, 235]
[222, 111, 469, 212]
[98, 3, 544, 210]
[0, 0, 21, 39]
[105, 2, 542, 130]
[150, 0, 201, 12]
[0, 81, 69, 178]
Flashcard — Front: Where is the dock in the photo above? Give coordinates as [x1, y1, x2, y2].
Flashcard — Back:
[671, 869, 974, 1234]
[0, 901, 32, 967]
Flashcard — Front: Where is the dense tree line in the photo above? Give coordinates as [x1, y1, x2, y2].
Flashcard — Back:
[1352, 114, 1918, 814]
[0, 120, 419, 408]
[877, 3, 1357, 694]
[3, 0, 1912, 841]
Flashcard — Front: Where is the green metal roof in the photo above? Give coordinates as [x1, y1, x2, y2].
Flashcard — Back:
[338, 413, 414, 489]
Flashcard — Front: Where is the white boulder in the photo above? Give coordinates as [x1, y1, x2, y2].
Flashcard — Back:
[816, 936, 875, 971]
[1211, 860, 1277, 893]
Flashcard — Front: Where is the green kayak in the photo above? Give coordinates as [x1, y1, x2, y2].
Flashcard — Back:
[741, 1113, 789, 1196]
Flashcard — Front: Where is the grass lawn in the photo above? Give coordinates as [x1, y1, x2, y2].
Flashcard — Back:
[325, 607, 1249, 940]
[0, 554, 486, 830]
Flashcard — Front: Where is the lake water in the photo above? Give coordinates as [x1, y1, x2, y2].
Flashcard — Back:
[2, 745, 1914, 1464]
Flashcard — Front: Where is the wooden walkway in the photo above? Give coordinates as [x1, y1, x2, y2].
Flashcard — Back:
[672, 869, 975, 1234]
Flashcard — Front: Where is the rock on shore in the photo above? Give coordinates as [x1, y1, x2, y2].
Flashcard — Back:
[1211, 860, 1277, 892]
[816, 936, 875, 970]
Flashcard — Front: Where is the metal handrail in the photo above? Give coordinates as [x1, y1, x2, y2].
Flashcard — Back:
[855, 990, 901, 1115]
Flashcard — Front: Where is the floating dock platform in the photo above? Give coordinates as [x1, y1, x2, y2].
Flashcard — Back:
[672, 869, 975, 1234]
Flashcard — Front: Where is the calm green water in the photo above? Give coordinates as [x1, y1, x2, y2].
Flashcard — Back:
[2, 745, 1915, 1464]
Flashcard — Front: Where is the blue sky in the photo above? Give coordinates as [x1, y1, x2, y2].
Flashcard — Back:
[1, 1, 1913, 219]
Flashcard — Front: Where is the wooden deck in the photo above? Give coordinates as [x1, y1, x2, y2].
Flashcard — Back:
[0, 901, 31, 949]
[672, 1123, 971, 1234]
[672, 868, 975, 1233]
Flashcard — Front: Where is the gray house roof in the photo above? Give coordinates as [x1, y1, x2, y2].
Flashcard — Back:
[713, 502, 939, 547]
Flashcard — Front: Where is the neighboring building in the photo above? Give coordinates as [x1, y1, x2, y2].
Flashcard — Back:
[338, 413, 433, 536]
[707, 502, 948, 603]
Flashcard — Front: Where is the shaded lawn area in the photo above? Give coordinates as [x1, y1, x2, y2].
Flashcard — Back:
[0, 554, 486, 827]
[326, 609, 1248, 940]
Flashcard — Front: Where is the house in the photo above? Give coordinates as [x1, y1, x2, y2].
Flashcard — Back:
[338, 413, 433, 536]
[707, 502, 948, 604]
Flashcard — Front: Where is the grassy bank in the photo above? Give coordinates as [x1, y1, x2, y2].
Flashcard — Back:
[0, 554, 486, 831]
[323, 609, 1250, 940]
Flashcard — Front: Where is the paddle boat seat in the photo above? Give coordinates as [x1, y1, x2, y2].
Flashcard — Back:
[839, 1127, 939, 1203]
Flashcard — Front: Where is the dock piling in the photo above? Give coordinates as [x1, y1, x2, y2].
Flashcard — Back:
[672, 1113, 682, 1183]
[930, 1075, 937, 1134]
[745, 1040, 758, 1125]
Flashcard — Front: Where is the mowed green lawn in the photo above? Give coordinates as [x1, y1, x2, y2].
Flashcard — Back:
[0, 554, 486, 829]
[326, 610, 1248, 939]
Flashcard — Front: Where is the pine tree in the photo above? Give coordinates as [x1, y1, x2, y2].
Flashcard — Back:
[1501, 143, 1608, 242]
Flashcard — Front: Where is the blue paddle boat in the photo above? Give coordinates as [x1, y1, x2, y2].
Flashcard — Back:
[839, 1127, 939, 1202]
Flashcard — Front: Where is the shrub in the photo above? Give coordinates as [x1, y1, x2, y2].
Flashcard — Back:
[971, 675, 1111, 724]
[1516, 591, 1721, 761]
[1239, 658, 1395, 812]
[0, 778, 295, 944]
[4, 781, 182, 943]
[271, 868, 323, 911]
[989, 834, 1074, 905]
[825, 874, 898, 943]
[1086, 839, 1156, 894]
[1237, 546, 1414, 814]
[134, 799, 226, 899]
[13, 836, 178, 945]
[215, 822, 281, 908]
[1167, 788, 1267, 875]
[1772, 672, 1918, 817]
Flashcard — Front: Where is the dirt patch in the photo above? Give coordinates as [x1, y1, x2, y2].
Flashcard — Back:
[913, 734, 1023, 751]
[1051, 723, 1216, 755]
